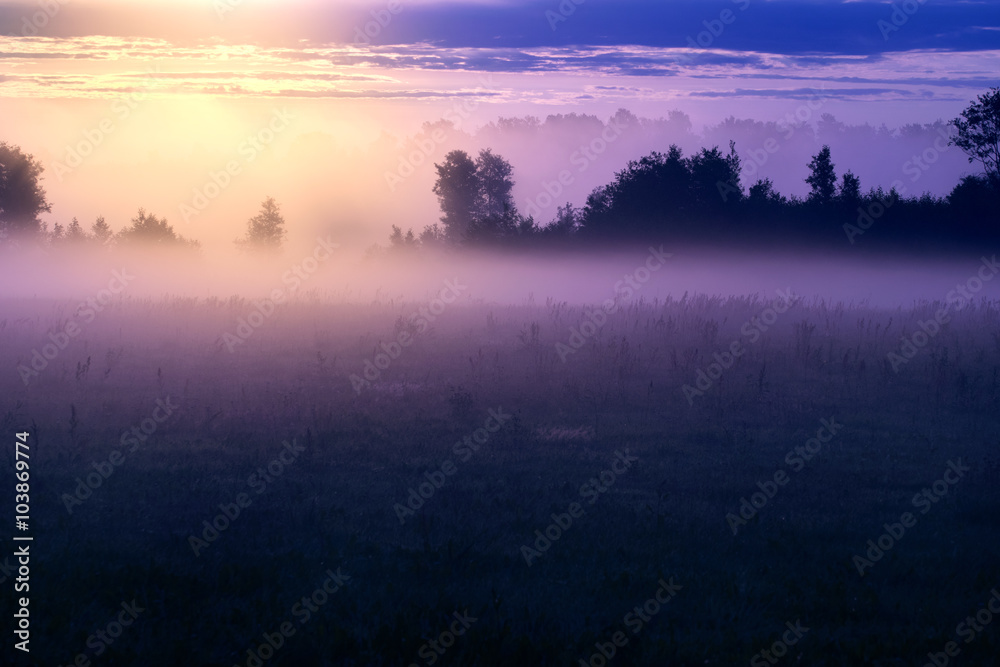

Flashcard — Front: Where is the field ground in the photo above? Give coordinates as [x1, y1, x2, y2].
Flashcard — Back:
[1, 293, 999, 666]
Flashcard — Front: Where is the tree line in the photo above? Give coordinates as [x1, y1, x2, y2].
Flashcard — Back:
[2, 88, 997, 254]
[390, 88, 999, 251]
[0, 140, 286, 254]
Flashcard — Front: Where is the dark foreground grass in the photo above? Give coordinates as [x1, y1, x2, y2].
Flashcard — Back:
[1, 293, 999, 666]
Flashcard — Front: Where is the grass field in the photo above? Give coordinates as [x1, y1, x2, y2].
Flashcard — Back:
[1, 288, 999, 666]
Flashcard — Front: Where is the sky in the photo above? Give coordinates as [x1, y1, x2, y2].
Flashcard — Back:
[0, 0, 998, 249]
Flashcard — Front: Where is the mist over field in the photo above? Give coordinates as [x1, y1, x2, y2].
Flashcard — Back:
[2, 1, 1000, 666]
[0, 245, 996, 309]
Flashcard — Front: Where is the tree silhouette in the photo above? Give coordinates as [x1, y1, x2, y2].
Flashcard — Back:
[690, 142, 742, 208]
[951, 88, 1000, 187]
[748, 178, 785, 205]
[838, 171, 861, 205]
[433, 150, 480, 243]
[91, 216, 113, 245]
[419, 223, 445, 246]
[65, 217, 88, 243]
[117, 209, 198, 248]
[0, 141, 51, 237]
[805, 145, 837, 205]
[389, 224, 417, 249]
[545, 203, 581, 236]
[471, 149, 518, 240]
[236, 197, 286, 253]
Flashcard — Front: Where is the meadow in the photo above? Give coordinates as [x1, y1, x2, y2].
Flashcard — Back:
[1, 287, 999, 666]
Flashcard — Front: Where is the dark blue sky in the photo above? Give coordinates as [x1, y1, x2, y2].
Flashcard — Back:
[337, 0, 1000, 55]
[2, 0, 998, 56]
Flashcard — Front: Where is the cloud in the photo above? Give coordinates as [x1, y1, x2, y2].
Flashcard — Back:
[0, 33, 995, 106]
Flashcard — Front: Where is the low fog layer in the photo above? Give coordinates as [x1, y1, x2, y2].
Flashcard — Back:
[1, 244, 994, 309]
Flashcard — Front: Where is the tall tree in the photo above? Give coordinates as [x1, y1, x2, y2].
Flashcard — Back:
[236, 197, 286, 253]
[432, 150, 479, 243]
[805, 145, 837, 205]
[951, 88, 1000, 187]
[0, 141, 51, 237]
[472, 149, 517, 240]
[689, 141, 742, 207]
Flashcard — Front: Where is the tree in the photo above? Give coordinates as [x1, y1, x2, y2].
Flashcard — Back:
[117, 209, 198, 248]
[0, 141, 51, 237]
[388, 224, 417, 249]
[66, 218, 90, 243]
[544, 203, 581, 236]
[748, 178, 786, 205]
[689, 141, 742, 207]
[838, 171, 861, 204]
[91, 216, 113, 245]
[579, 146, 691, 237]
[419, 223, 445, 246]
[236, 197, 286, 253]
[805, 145, 837, 204]
[432, 150, 479, 243]
[951, 88, 1000, 186]
[472, 149, 517, 240]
